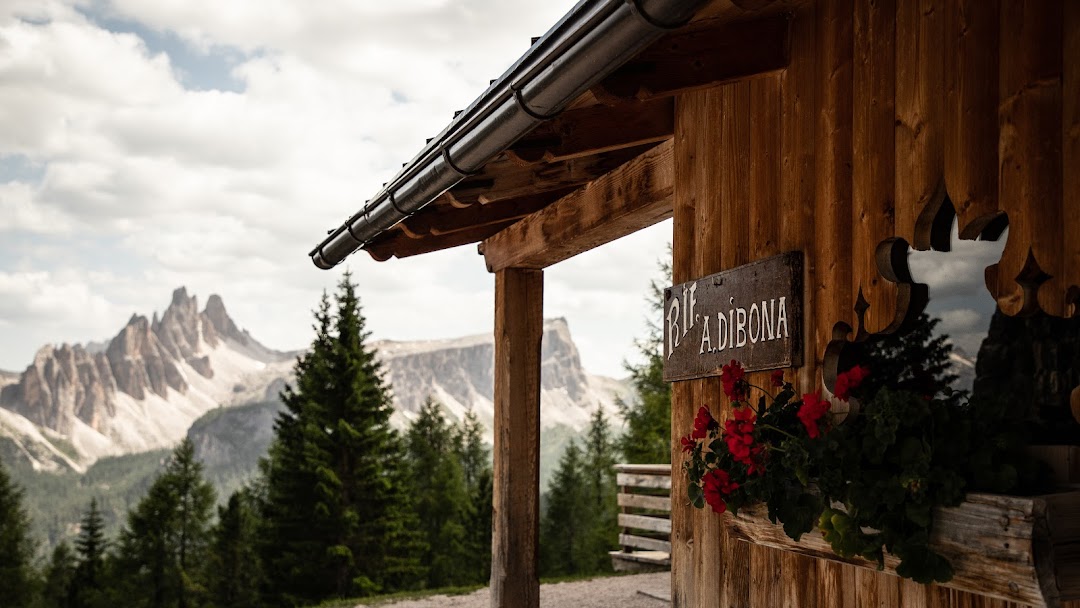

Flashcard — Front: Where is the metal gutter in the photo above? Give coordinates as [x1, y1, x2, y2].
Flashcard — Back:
[310, 0, 710, 270]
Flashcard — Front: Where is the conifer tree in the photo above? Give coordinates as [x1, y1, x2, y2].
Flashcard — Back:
[207, 490, 262, 608]
[71, 498, 108, 608]
[405, 399, 471, 588]
[859, 312, 960, 403]
[579, 408, 619, 573]
[618, 254, 672, 463]
[454, 409, 492, 584]
[42, 541, 77, 608]
[0, 457, 37, 608]
[261, 273, 423, 604]
[540, 440, 588, 576]
[114, 439, 216, 608]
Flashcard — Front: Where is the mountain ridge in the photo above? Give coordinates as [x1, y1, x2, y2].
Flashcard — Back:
[0, 288, 295, 471]
[0, 288, 628, 475]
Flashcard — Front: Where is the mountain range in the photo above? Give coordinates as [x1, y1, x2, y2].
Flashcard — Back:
[0, 288, 628, 476]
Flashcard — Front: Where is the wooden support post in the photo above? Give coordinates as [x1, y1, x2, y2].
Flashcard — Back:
[490, 268, 543, 608]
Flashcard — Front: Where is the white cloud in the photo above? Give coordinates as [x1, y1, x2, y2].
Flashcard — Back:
[0, 0, 678, 378]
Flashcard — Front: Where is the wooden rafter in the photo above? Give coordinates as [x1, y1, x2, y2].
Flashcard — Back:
[480, 139, 674, 272]
[364, 220, 515, 261]
[446, 144, 653, 206]
[396, 188, 577, 238]
[593, 15, 791, 101]
[506, 98, 674, 164]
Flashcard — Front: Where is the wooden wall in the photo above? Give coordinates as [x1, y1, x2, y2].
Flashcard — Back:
[670, 0, 1078, 606]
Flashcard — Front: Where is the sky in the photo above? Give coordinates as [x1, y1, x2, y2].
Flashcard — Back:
[0, 0, 1005, 378]
[0, 0, 676, 377]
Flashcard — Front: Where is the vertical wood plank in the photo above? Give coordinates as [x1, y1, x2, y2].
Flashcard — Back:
[944, 0, 1002, 240]
[490, 268, 543, 608]
[855, 568, 901, 608]
[819, 562, 857, 608]
[722, 82, 753, 270]
[750, 76, 781, 262]
[898, 577, 931, 608]
[1064, 0, 1080, 318]
[993, 0, 1064, 316]
[671, 87, 702, 608]
[718, 81, 752, 608]
[778, 5, 818, 395]
[696, 381, 724, 608]
[852, 0, 898, 337]
[780, 552, 819, 608]
[749, 545, 783, 608]
[895, 0, 945, 250]
[814, 0, 855, 366]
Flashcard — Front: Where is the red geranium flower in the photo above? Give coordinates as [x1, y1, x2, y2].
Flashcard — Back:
[797, 391, 831, 439]
[721, 359, 748, 401]
[703, 468, 739, 514]
[680, 433, 696, 454]
[692, 406, 719, 440]
[770, 370, 785, 387]
[723, 407, 762, 473]
[833, 365, 870, 401]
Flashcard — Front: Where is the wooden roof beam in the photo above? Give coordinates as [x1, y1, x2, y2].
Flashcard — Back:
[447, 144, 654, 207]
[396, 188, 577, 238]
[593, 14, 791, 101]
[480, 139, 674, 272]
[364, 220, 516, 262]
[506, 98, 674, 164]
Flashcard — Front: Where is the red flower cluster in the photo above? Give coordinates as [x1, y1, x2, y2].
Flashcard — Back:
[680, 434, 696, 454]
[692, 406, 719, 440]
[721, 360, 747, 401]
[797, 391, 830, 439]
[723, 407, 764, 475]
[833, 365, 870, 401]
[702, 468, 739, 514]
[770, 369, 785, 387]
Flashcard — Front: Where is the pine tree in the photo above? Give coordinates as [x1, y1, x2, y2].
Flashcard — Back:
[859, 312, 961, 403]
[42, 541, 77, 608]
[540, 440, 588, 577]
[260, 273, 424, 604]
[579, 408, 619, 573]
[71, 498, 108, 608]
[114, 439, 216, 608]
[618, 252, 672, 464]
[405, 399, 471, 588]
[0, 457, 37, 608]
[207, 490, 262, 608]
[454, 409, 492, 584]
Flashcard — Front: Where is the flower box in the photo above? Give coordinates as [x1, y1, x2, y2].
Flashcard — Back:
[724, 490, 1080, 608]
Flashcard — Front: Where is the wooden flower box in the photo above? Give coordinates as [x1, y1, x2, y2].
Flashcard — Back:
[724, 491, 1080, 608]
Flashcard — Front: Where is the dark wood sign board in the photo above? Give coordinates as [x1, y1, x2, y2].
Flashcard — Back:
[663, 251, 803, 382]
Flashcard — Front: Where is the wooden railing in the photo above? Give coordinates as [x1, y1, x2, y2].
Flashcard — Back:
[610, 463, 672, 571]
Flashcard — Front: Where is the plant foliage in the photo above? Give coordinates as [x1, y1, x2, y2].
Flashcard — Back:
[682, 356, 1040, 585]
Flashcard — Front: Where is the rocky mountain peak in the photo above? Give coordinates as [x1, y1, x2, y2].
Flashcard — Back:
[376, 318, 611, 429]
[203, 294, 247, 346]
[0, 288, 287, 467]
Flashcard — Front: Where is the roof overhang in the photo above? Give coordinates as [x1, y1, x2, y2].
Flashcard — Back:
[310, 0, 795, 269]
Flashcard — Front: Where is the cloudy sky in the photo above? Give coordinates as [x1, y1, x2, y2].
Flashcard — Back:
[0, 0, 680, 377]
[0, 0, 1005, 378]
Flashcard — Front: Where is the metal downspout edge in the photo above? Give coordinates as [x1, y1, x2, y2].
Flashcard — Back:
[310, 0, 708, 270]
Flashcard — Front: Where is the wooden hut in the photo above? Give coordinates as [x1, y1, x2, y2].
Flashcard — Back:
[309, 0, 1079, 606]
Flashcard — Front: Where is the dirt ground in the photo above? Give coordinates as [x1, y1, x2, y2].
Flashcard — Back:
[354, 572, 671, 607]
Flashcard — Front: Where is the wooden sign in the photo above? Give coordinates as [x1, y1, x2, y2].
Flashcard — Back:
[663, 252, 803, 382]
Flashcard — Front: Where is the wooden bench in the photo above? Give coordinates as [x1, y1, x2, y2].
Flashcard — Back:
[610, 463, 672, 572]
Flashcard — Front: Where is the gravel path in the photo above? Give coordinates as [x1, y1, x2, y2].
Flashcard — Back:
[355, 572, 671, 608]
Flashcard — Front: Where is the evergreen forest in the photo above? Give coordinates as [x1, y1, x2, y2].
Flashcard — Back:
[0, 270, 672, 607]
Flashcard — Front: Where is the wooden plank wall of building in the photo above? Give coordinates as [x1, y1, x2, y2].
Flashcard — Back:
[670, 0, 1078, 606]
